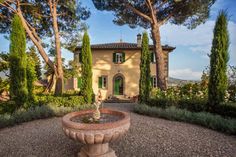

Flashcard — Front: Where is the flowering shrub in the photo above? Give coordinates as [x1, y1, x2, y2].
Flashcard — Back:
[150, 83, 208, 101]
[148, 82, 236, 118]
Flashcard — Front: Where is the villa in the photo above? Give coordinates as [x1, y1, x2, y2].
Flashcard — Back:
[65, 34, 175, 100]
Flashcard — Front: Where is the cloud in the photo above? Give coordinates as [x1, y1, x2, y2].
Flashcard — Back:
[161, 20, 236, 65]
[170, 68, 202, 80]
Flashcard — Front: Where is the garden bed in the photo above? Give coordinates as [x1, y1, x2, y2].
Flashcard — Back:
[134, 104, 236, 135]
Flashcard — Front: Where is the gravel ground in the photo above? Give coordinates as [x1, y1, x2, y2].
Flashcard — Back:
[0, 103, 236, 157]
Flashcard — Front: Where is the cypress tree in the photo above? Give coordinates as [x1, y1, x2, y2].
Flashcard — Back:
[28, 46, 42, 80]
[9, 14, 28, 106]
[26, 55, 37, 101]
[81, 31, 93, 104]
[208, 11, 229, 108]
[139, 32, 151, 103]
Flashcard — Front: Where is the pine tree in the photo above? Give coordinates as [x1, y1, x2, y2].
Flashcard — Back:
[9, 15, 28, 106]
[208, 11, 229, 108]
[81, 32, 93, 104]
[139, 32, 151, 103]
[26, 55, 37, 101]
[28, 46, 42, 80]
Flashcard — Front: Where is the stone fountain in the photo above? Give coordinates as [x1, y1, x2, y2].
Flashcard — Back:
[62, 91, 130, 157]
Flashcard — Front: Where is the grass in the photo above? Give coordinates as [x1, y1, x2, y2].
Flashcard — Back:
[134, 104, 236, 135]
[0, 104, 93, 129]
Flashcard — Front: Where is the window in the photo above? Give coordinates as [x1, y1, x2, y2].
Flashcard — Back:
[116, 53, 123, 63]
[151, 76, 157, 88]
[98, 76, 108, 89]
[151, 52, 156, 63]
[113, 52, 125, 63]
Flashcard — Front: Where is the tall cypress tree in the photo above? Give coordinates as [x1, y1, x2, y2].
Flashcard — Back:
[208, 11, 229, 108]
[139, 32, 151, 103]
[26, 55, 37, 101]
[9, 15, 28, 106]
[81, 32, 93, 104]
[28, 46, 42, 80]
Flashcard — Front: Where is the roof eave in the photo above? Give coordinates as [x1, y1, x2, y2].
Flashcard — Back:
[74, 46, 176, 52]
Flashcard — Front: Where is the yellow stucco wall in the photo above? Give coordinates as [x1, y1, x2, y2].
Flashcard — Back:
[75, 49, 169, 99]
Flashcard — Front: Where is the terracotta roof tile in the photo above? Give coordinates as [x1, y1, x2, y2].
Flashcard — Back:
[76, 42, 175, 51]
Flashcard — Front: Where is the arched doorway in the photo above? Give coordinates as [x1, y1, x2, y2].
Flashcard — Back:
[113, 74, 124, 95]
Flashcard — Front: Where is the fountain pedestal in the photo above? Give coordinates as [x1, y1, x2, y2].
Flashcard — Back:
[79, 143, 116, 157]
[62, 109, 130, 157]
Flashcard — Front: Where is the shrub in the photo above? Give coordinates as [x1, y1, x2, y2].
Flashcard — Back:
[177, 98, 207, 112]
[134, 104, 236, 135]
[0, 94, 86, 114]
[35, 94, 85, 107]
[0, 101, 17, 114]
[147, 98, 177, 108]
[0, 104, 93, 129]
[213, 102, 236, 118]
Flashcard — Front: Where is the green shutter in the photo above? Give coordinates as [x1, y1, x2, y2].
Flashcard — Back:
[113, 53, 116, 63]
[98, 77, 102, 88]
[122, 52, 125, 63]
[151, 52, 154, 63]
[77, 77, 82, 88]
[79, 52, 82, 63]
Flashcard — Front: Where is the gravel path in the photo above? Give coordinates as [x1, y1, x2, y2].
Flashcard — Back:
[0, 103, 236, 157]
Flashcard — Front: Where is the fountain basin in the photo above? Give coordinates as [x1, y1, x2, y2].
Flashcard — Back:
[62, 108, 130, 157]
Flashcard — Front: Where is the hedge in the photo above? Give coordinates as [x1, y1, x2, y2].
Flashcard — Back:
[134, 104, 236, 135]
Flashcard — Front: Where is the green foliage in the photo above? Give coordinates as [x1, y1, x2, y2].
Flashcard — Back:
[64, 60, 79, 79]
[81, 32, 93, 104]
[134, 104, 236, 135]
[0, 52, 9, 75]
[35, 94, 85, 107]
[9, 15, 28, 107]
[0, 78, 9, 94]
[139, 32, 151, 103]
[151, 83, 208, 100]
[92, 0, 215, 29]
[0, 103, 92, 129]
[0, 101, 16, 114]
[26, 54, 37, 101]
[148, 84, 236, 118]
[0, 93, 86, 114]
[27, 46, 42, 80]
[208, 11, 229, 107]
[214, 102, 236, 118]
[228, 66, 236, 102]
[0, 1, 90, 43]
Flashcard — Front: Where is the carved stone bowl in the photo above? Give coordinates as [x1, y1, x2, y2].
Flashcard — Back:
[62, 108, 130, 157]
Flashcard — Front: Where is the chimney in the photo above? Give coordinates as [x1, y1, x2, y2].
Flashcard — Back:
[137, 33, 142, 47]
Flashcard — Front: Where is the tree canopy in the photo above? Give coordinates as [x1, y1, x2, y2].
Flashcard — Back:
[0, 0, 90, 39]
[92, 0, 216, 29]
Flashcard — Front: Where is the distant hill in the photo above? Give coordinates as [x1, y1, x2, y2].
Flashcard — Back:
[168, 77, 200, 86]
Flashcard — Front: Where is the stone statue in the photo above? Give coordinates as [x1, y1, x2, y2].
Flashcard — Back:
[93, 90, 102, 121]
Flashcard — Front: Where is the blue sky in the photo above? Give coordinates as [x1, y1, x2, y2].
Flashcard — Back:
[0, 0, 235, 80]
